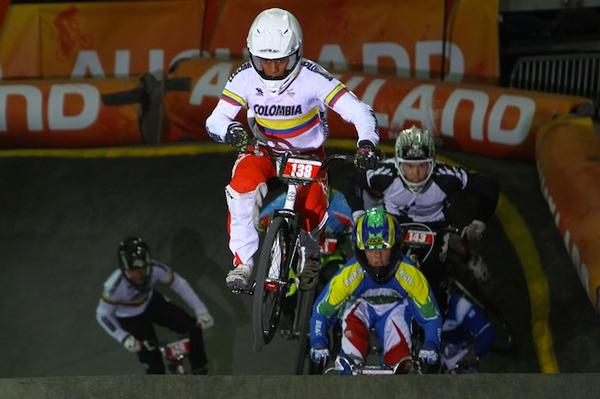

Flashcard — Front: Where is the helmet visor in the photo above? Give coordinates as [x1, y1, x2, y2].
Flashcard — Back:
[250, 50, 300, 81]
[125, 264, 150, 286]
[399, 159, 434, 185]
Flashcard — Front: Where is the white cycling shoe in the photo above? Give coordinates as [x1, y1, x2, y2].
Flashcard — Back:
[226, 264, 253, 290]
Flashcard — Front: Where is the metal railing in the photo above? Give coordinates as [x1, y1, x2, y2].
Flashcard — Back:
[509, 53, 600, 118]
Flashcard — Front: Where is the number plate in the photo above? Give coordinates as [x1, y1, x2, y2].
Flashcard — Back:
[281, 158, 322, 181]
[403, 230, 434, 246]
[165, 338, 191, 359]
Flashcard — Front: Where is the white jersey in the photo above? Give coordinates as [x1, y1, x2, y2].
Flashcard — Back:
[95, 261, 208, 343]
[206, 59, 379, 152]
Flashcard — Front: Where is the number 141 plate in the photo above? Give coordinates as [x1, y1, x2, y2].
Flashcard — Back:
[281, 158, 322, 180]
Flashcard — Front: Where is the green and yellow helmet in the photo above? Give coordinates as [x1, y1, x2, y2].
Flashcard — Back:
[352, 208, 404, 283]
[354, 208, 398, 250]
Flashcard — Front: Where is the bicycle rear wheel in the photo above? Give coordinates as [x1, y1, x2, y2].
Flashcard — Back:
[253, 216, 293, 351]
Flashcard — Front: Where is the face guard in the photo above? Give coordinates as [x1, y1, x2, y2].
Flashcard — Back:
[247, 8, 303, 95]
[394, 125, 436, 193]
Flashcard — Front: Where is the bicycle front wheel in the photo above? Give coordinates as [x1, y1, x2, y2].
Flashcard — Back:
[253, 216, 292, 351]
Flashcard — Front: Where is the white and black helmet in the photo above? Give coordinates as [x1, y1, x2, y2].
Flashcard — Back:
[394, 125, 436, 193]
[247, 8, 303, 95]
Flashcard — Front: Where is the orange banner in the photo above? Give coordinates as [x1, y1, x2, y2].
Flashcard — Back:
[1, 1, 204, 79]
[0, 4, 40, 78]
[0, 0, 9, 28]
[0, 78, 143, 147]
[203, 0, 499, 83]
[1, 0, 497, 82]
[164, 58, 590, 160]
[536, 116, 600, 312]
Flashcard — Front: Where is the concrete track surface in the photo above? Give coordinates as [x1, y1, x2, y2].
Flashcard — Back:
[0, 143, 599, 384]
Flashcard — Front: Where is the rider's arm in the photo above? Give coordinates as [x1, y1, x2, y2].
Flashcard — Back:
[310, 262, 363, 348]
[464, 172, 500, 223]
[335, 160, 391, 217]
[308, 61, 379, 146]
[96, 296, 129, 343]
[205, 63, 250, 143]
[154, 262, 210, 317]
[436, 163, 499, 224]
[396, 260, 442, 351]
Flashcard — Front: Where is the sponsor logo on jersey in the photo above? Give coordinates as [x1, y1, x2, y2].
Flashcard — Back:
[255, 87, 263, 96]
[343, 267, 362, 287]
[301, 61, 334, 81]
[398, 268, 413, 285]
[228, 62, 251, 82]
[253, 104, 302, 117]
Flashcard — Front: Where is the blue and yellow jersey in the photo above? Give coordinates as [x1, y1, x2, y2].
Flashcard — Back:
[310, 256, 441, 350]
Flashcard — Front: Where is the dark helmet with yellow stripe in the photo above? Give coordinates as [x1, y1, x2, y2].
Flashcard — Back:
[352, 208, 404, 283]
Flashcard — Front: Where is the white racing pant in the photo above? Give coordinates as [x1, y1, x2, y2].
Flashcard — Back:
[341, 298, 412, 366]
[225, 183, 267, 267]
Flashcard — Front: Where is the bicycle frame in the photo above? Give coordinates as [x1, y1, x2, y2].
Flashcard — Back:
[144, 337, 191, 375]
[252, 151, 350, 374]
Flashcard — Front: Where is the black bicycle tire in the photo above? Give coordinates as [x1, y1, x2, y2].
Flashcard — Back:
[293, 284, 317, 374]
[253, 216, 291, 351]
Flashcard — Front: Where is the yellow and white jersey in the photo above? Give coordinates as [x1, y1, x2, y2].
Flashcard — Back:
[95, 262, 208, 343]
[206, 59, 379, 153]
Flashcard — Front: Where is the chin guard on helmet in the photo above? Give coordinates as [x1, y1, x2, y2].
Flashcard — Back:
[394, 125, 436, 193]
[247, 8, 303, 94]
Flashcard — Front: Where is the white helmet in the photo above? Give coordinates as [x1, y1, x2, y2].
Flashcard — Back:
[394, 125, 436, 193]
[247, 8, 303, 95]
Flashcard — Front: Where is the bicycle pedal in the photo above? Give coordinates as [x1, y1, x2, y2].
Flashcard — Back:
[230, 282, 255, 295]
[230, 287, 254, 295]
[279, 329, 294, 340]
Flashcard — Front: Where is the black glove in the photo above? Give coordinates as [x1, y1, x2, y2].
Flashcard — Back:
[354, 140, 378, 170]
[224, 122, 249, 152]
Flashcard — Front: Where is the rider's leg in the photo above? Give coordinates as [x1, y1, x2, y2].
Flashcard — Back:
[117, 304, 164, 374]
[150, 291, 209, 374]
[225, 153, 274, 288]
[379, 302, 412, 372]
[339, 299, 371, 364]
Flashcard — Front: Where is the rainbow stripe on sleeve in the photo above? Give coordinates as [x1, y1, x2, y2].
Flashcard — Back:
[325, 83, 349, 107]
[220, 89, 247, 108]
